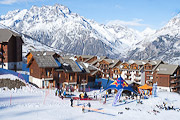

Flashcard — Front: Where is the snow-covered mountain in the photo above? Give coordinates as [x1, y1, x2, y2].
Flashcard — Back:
[127, 14, 180, 64]
[0, 4, 142, 59]
[0, 4, 180, 64]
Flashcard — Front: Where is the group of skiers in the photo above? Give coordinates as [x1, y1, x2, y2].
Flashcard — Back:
[55, 89, 66, 100]
[70, 97, 91, 113]
[79, 92, 88, 99]
[55, 88, 92, 113]
[82, 102, 91, 113]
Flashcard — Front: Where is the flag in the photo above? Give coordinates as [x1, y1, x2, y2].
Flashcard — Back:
[112, 88, 123, 106]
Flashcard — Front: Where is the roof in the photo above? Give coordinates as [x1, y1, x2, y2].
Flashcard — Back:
[138, 84, 153, 90]
[103, 59, 120, 68]
[57, 58, 90, 73]
[156, 64, 178, 75]
[84, 56, 96, 63]
[100, 56, 108, 59]
[75, 55, 94, 59]
[90, 59, 100, 65]
[26, 51, 58, 57]
[61, 59, 82, 72]
[0, 29, 21, 43]
[122, 60, 163, 71]
[61, 55, 73, 59]
[88, 65, 98, 71]
[78, 62, 90, 73]
[33, 55, 59, 68]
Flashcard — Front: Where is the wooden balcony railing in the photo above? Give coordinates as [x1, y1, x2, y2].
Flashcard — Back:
[125, 73, 131, 76]
[134, 73, 141, 77]
[134, 79, 141, 82]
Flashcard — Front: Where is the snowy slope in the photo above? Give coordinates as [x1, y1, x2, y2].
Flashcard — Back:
[128, 13, 180, 64]
[0, 87, 180, 120]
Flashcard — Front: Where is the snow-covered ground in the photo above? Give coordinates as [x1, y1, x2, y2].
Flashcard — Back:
[0, 86, 180, 120]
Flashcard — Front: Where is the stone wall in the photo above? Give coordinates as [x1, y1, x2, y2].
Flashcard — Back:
[0, 79, 25, 89]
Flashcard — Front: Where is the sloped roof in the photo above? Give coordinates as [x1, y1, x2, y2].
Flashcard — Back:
[78, 62, 90, 73]
[108, 59, 121, 68]
[33, 55, 59, 68]
[0, 29, 21, 43]
[61, 55, 73, 59]
[57, 58, 82, 73]
[90, 59, 100, 65]
[157, 64, 178, 75]
[75, 55, 94, 59]
[88, 65, 98, 71]
[84, 56, 96, 63]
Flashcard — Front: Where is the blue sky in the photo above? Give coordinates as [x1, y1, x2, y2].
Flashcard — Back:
[0, 0, 180, 31]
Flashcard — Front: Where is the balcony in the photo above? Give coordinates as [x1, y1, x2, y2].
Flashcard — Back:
[125, 78, 131, 80]
[125, 73, 131, 76]
[170, 80, 176, 84]
[146, 73, 153, 76]
[134, 79, 141, 82]
[146, 79, 153, 83]
[170, 84, 177, 88]
[81, 79, 87, 84]
[134, 73, 141, 77]
[174, 84, 180, 88]
[171, 88, 177, 92]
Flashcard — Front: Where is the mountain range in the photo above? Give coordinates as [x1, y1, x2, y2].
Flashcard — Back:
[0, 4, 180, 64]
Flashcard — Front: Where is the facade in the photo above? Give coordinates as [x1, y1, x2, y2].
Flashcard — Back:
[88, 58, 121, 80]
[153, 64, 180, 93]
[27, 51, 90, 90]
[54, 58, 90, 91]
[27, 51, 61, 88]
[0, 29, 23, 71]
[120, 60, 163, 85]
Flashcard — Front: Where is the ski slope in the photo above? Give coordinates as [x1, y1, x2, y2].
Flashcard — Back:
[0, 86, 180, 120]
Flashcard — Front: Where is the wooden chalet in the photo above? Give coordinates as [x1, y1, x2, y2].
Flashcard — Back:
[143, 60, 163, 85]
[54, 58, 90, 91]
[0, 29, 23, 71]
[26, 51, 61, 88]
[119, 60, 162, 85]
[87, 65, 103, 87]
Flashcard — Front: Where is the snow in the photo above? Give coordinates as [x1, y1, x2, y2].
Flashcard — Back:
[83, 63, 89, 68]
[63, 63, 69, 66]
[0, 86, 180, 120]
[0, 74, 23, 81]
[69, 57, 77, 61]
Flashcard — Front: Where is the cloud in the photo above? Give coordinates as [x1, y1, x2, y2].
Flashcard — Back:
[0, 0, 41, 5]
[0, 0, 17, 4]
[106, 18, 149, 27]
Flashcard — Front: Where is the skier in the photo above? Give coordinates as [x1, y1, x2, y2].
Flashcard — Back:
[70, 98, 73, 107]
[61, 95, 64, 100]
[63, 90, 66, 97]
[55, 89, 58, 96]
[87, 102, 91, 112]
[82, 103, 85, 113]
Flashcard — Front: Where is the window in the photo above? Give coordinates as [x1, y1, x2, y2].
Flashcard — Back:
[46, 70, 49, 76]
[59, 73, 61, 78]
[69, 75, 72, 81]
[31, 69, 33, 73]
